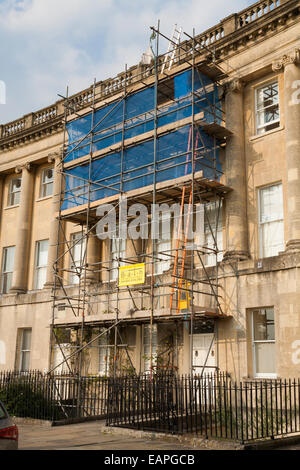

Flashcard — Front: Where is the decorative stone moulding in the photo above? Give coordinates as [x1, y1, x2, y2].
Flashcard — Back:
[227, 78, 245, 93]
[222, 250, 250, 263]
[47, 151, 61, 164]
[272, 49, 300, 71]
[15, 162, 34, 174]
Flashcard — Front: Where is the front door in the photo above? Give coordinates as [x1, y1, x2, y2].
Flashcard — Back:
[192, 333, 215, 375]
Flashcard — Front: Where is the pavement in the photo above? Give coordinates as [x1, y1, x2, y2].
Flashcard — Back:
[17, 421, 205, 451]
[17, 420, 300, 451]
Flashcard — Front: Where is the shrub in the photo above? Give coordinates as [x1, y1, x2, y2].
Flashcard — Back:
[0, 381, 65, 421]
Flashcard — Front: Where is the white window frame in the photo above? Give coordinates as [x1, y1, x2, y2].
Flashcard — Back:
[204, 201, 223, 267]
[8, 177, 22, 207]
[251, 308, 276, 379]
[255, 80, 280, 136]
[154, 213, 171, 275]
[34, 240, 49, 290]
[154, 239, 171, 275]
[1, 246, 15, 294]
[40, 167, 54, 198]
[258, 183, 284, 258]
[70, 233, 86, 285]
[19, 328, 32, 372]
[111, 237, 126, 282]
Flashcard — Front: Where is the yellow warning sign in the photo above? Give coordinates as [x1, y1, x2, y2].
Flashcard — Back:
[179, 281, 191, 310]
[119, 263, 145, 287]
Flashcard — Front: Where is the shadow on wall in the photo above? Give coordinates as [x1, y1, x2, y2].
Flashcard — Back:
[0, 340, 6, 365]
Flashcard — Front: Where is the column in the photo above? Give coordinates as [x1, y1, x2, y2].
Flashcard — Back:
[45, 152, 62, 288]
[273, 50, 300, 251]
[0, 175, 4, 233]
[85, 229, 101, 284]
[10, 163, 35, 294]
[223, 79, 249, 261]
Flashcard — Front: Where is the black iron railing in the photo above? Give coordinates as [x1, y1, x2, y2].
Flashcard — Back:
[0, 370, 108, 421]
[2, 370, 300, 442]
[106, 373, 300, 442]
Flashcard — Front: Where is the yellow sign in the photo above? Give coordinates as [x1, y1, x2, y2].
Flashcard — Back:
[179, 281, 191, 310]
[119, 263, 145, 287]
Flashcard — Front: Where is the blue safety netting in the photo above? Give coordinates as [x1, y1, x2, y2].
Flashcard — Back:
[62, 69, 223, 210]
[62, 125, 221, 211]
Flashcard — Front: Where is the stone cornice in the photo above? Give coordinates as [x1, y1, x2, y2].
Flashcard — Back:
[272, 48, 300, 71]
[0, 116, 63, 153]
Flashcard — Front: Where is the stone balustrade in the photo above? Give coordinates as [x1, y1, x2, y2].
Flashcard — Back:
[237, 0, 281, 29]
[197, 25, 225, 48]
[1, 117, 26, 137]
[68, 89, 94, 114]
[101, 70, 134, 96]
[33, 105, 57, 125]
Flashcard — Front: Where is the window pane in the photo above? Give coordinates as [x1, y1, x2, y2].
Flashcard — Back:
[205, 229, 223, 266]
[253, 308, 275, 341]
[255, 342, 276, 375]
[70, 234, 86, 284]
[37, 240, 49, 267]
[204, 202, 223, 266]
[4, 246, 15, 272]
[261, 220, 284, 257]
[2, 272, 12, 294]
[257, 82, 279, 108]
[43, 168, 54, 184]
[154, 213, 171, 275]
[155, 239, 171, 274]
[36, 267, 47, 290]
[111, 237, 126, 281]
[8, 178, 21, 206]
[22, 329, 32, 351]
[256, 82, 280, 134]
[73, 236, 85, 262]
[260, 184, 283, 223]
[40, 168, 54, 198]
[35, 241, 48, 289]
[259, 184, 284, 257]
[1, 247, 15, 294]
[21, 351, 30, 372]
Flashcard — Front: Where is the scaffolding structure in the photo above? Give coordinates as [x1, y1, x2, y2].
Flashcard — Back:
[49, 24, 233, 379]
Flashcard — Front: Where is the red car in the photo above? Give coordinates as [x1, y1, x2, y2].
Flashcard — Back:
[0, 400, 18, 450]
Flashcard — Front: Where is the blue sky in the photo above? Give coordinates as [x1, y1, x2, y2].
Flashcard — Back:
[0, 0, 252, 124]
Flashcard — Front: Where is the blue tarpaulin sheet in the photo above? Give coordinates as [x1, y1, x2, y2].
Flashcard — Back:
[62, 69, 223, 210]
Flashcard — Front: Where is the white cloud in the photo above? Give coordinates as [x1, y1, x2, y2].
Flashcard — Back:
[0, 0, 249, 123]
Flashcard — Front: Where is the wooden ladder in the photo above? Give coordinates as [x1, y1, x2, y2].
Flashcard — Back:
[169, 126, 199, 313]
